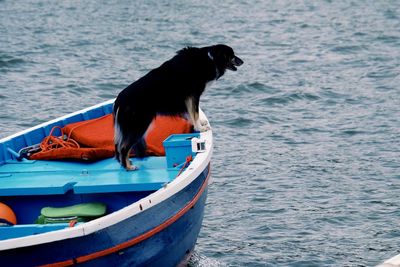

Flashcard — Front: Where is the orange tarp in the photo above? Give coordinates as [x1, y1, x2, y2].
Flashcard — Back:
[29, 114, 192, 161]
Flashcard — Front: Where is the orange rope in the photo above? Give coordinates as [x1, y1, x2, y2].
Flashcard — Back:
[69, 220, 78, 228]
[39, 126, 80, 152]
[176, 155, 193, 177]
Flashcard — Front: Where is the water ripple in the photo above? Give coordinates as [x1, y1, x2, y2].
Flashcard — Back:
[259, 92, 321, 105]
[231, 82, 280, 94]
[0, 54, 27, 71]
[1, 0, 400, 266]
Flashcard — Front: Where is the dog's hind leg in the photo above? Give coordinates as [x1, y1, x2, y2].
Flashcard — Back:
[119, 137, 147, 171]
[115, 144, 120, 163]
[120, 145, 137, 171]
[117, 113, 153, 171]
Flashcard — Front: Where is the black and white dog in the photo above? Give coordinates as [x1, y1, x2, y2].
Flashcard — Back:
[113, 44, 243, 170]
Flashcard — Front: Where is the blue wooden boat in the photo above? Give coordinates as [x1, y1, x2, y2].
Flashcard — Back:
[0, 99, 212, 266]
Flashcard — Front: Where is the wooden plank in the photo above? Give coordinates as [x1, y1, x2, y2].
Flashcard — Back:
[72, 169, 178, 193]
[0, 173, 75, 196]
[0, 157, 176, 196]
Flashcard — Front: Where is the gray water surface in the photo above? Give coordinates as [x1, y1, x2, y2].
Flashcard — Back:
[1, 1, 400, 266]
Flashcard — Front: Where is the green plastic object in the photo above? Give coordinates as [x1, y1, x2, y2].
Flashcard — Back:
[36, 202, 106, 224]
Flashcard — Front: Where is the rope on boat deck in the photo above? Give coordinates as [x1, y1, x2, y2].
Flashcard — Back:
[176, 155, 193, 177]
[39, 126, 80, 152]
[26, 117, 105, 157]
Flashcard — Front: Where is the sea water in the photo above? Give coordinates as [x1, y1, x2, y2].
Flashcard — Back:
[1, 1, 399, 266]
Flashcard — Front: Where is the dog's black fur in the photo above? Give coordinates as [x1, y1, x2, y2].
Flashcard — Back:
[113, 44, 243, 170]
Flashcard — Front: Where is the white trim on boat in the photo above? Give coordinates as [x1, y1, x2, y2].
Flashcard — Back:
[0, 100, 213, 250]
[377, 254, 400, 267]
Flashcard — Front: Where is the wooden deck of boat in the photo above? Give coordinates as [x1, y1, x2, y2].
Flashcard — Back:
[0, 157, 179, 196]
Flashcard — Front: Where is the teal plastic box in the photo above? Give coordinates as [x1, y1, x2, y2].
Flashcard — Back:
[163, 133, 200, 169]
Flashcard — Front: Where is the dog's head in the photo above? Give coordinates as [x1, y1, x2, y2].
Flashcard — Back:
[208, 44, 243, 78]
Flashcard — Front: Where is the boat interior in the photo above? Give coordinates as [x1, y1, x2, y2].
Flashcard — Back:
[0, 102, 199, 240]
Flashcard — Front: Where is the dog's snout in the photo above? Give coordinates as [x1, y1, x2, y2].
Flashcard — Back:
[233, 56, 244, 66]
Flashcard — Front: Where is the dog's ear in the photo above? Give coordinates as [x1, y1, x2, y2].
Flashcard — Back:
[208, 45, 223, 59]
[209, 44, 236, 62]
[207, 47, 215, 60]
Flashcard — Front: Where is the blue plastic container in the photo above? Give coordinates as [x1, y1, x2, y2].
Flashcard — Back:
[163, 133, 200, 169]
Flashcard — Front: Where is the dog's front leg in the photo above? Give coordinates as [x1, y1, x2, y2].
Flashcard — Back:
[185, 96, 211, 132]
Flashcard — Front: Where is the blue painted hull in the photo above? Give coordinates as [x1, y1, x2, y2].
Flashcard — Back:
[0, 166, 209, 266]
[0, 100, 213, 266]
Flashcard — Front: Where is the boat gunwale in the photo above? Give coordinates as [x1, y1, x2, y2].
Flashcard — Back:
[0, 99, 213, 250]
[0, 99, 115, 145]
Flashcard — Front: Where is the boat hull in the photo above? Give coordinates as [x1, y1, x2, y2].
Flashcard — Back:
[0, 100, 213, 266]
[0, 166, 209, 267]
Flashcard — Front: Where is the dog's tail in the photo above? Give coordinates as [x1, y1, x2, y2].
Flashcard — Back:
[113, 106, 123, 162]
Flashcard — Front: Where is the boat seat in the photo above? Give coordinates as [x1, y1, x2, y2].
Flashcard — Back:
[0, 223, 74, 241]
[0, 157, 179, 196]
[0, 173, 76, 196]
[72, 168, 177, 194]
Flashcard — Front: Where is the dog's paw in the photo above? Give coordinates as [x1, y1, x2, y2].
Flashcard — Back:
[200, 119, 209, 126]
[195, 121, 211, 132]
[200, 125, 211, 132]
[125, 160, 139, 171]
[126, 165, 139, 171]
